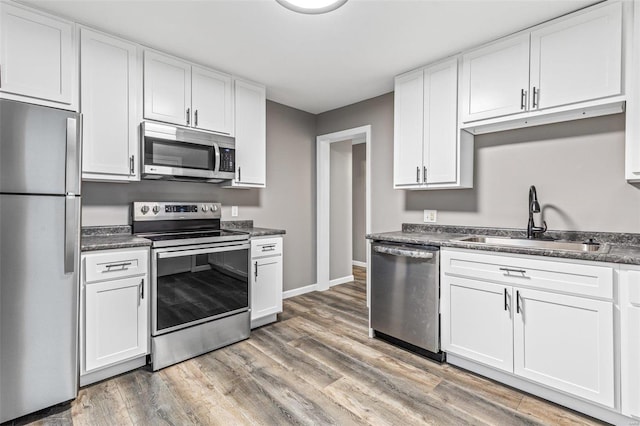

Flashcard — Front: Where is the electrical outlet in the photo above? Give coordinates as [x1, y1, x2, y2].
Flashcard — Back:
[231, 206, 238, 217]
[423, 210, 437, 223]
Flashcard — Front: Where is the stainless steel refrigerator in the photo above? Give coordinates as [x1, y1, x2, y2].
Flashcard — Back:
[0, 99, 81, 422]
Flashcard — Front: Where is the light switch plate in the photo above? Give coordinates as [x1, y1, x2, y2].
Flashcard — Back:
[424, 210, 437, 223]
[231, 206, 239, 217]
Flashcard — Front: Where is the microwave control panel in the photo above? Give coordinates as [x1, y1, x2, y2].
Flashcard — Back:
[219, 148, 235, 173]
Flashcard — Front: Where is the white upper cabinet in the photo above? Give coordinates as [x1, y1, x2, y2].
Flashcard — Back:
[529, 2, 622, 110]
[227, 79, 266, 188]
[394, 69, 424, 186]
[143, 50, 233, 135]
[461, 34, 530, 123]
[424, 59, 459, 184]
[81, 28, 139, 181]
[461, 1, 623, 127]
[192, 66, 233, 135]
[394, 58, 472, 190]
[143, 50, 191, 127]
[0, 2, 75, 109]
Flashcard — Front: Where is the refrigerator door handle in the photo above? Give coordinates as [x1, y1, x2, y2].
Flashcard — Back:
[64, 196, 79, 274]
[65, 117, 82, 195]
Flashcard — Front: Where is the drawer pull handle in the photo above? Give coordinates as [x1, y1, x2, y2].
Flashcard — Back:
[261, 245, 276, 251]
[504, 288, 508, 311]
[499, 267, 527, 275]
[103, 262, 132, 272]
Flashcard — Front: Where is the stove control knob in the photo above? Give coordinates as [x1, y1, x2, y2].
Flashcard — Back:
[202, 205, 209, 212]
[141, 205, 150, 214]
[211, 205, 218, 212]
[152, 205, 160, 214]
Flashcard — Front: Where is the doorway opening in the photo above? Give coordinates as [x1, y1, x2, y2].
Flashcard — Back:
[316, 125, 371, 304]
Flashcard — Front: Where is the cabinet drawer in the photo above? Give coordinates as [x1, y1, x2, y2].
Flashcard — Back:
[441, 249, 613, 299]
[84, 249, 148, 283]
[251, 237, 282, 257]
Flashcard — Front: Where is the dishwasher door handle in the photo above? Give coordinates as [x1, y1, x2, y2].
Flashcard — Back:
[373, 245, 434, 259]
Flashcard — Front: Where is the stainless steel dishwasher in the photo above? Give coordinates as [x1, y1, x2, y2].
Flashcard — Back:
[371, 241, 445, 362]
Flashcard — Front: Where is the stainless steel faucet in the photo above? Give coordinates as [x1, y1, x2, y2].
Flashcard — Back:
[527, 185, 547, 239]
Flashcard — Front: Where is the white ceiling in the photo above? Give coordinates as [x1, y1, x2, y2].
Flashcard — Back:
[22, 0, 597, 114]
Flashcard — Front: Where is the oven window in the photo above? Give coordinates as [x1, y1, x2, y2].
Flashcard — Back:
[155, 247, 249, 332]
[146, 139, 213, 171]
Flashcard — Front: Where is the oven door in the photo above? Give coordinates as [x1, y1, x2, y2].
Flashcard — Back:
[151, 241, 250, 336]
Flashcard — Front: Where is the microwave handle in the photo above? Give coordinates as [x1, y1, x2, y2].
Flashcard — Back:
[213, 143, 221, 173]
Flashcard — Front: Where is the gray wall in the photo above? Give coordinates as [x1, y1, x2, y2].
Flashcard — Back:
[352, 143, 366, 263]
[330, 140, 353, 280]
[82, 100, 317, 292]
[317, 93, 399, 233]
[317, 93, 640, 234]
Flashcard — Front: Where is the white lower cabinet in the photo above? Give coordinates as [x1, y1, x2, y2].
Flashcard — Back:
[442, 277, 513, 372]
[441, 249, 616, 411]
[81, 248, 149, 385]
[620, 266, 640, 419]
[513, 288, 613, 406]
[250, 237, 283, 328]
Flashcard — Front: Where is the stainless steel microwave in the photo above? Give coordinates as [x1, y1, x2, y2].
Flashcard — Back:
[141, 122, 236, 183]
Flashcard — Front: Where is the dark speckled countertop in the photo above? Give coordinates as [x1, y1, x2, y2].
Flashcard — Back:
[367, 224, 640, 266]
[81, 226, 151, 252]
[82, 221, 285, 252]
[222, 221, 286, 237]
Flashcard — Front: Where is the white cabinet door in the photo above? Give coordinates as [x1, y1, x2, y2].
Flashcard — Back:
[80, 28, 138, 181]
[143, 51, 191, 126]
[233, 79, 266, 187]
[0, 3, 74, 106]
[192, 66, 233, 135]
[85, 276, 148, 372]
[461, 34, 530, 122]
[393, 69, 424, 186]
[530, 2, 622, 111]
[621, 268, 640, 418]
[424, 59, 457, 185]
[513, 288, 614, 408]
[441, 276, 513, 372]
[251, 256, 283, 321]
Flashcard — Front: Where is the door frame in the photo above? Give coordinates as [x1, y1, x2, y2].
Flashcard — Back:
[316, 125, 371, 296]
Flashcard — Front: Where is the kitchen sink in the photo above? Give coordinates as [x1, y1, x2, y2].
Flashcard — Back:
[454, 235, 604, 253]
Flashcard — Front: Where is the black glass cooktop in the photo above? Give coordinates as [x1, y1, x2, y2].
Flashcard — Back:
[140, 229, 248, 242]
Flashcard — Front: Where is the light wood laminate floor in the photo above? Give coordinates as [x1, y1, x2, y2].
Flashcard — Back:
[11, 266, 604, 425]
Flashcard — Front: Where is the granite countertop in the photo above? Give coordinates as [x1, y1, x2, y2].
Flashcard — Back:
[367, 224, 640, 266]
[81, 226, 151, 252]
[222, 221, 286, 237]
[81, 221, 285, 252]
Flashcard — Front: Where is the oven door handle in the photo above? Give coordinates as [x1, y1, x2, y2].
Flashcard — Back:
[157, 244, 250, 259]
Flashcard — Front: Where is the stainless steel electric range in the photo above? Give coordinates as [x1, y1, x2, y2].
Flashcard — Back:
[132, 201, 250, 371]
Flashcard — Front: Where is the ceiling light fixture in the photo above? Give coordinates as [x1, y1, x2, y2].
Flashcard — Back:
[276, 0, 348, 15]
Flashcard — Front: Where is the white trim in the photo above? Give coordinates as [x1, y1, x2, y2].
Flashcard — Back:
[316, 125, 371, 293]
[330, 275, 354, 287]
[283, 283, 317, 299]
[352, 260, 367, 268]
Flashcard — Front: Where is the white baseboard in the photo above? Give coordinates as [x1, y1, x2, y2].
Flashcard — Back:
[352, 260, 367, 268]
[283, 283, 318, 299]
[330, 275, 354, 287]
